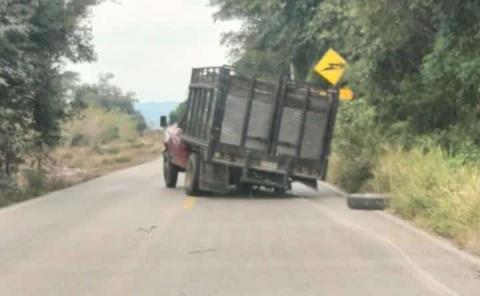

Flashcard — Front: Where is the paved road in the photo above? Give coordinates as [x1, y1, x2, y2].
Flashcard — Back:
[0, 159, 479, 296]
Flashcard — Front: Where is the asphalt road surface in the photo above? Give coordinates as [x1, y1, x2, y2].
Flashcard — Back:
[1, 159, 479, 296]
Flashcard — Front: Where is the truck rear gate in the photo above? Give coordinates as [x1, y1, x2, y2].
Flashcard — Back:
[181, 66, 339, 191]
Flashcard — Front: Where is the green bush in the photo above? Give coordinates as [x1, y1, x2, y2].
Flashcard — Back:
[328, 100, 382, 192]
[98, 126, 119, 143]
[415, 126, 480, 165]
[24, 168, 46, 197]
[63, 107, 139, 147]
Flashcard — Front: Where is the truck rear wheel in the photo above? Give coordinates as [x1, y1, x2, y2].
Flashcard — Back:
[163, 152, 178, 188]
[185, 153, 201, 196]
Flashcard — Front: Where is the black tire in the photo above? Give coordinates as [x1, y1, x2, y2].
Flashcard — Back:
[163, 152, 178, 188]
[185, 153, 201, 196]
[347, 194, 390, 210]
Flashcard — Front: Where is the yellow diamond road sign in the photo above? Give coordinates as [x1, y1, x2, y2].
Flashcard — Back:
[314, 49, 347, 86]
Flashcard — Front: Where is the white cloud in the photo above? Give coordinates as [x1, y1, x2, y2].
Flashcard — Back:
[69, 0, 239, 102]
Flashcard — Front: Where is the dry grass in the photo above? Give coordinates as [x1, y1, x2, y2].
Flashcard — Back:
[63, 107, 139, 146]
[50, 130, 164, 183]
[370, 147, 480, 255]
[52, 107, 164, 183]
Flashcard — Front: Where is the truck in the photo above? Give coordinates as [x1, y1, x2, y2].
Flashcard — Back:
[161, 66, 339, 196]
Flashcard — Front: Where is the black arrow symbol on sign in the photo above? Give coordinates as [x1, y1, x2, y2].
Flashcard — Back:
[322, 63, 346, 71]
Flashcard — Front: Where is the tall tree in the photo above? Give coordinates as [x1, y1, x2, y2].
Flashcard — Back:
[0, 0, 105, 176]
[211, 0, 326, 80]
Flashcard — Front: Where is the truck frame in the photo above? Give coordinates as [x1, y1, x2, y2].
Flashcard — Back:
[162, 66, 339, 195]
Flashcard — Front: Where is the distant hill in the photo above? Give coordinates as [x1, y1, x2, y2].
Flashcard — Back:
[135, 101, 180, 129]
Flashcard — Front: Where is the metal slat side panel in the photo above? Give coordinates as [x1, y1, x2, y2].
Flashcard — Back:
[309, 95, 330, 113]
[252, 80, 274, 103]
[228, 76, 252, 97]
[219, 75, 252, 146]
[245, 100, 274, 151]
[243, 80, 276, 152]
[274, 84, 308, 157]
[300, 111, 328, 159]
[276, 107, 302, 156]
[283, 85, 308, 109]
[220, 94, 247, 146]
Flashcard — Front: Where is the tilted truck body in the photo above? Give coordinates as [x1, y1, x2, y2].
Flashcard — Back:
[163, 66, 339, 195]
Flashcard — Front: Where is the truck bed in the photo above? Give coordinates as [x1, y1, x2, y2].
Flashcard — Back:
[180, 66, 339, 185]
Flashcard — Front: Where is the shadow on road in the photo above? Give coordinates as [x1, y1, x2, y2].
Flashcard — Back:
[163, 181, 344, 201]
[204, 189, 299, 200]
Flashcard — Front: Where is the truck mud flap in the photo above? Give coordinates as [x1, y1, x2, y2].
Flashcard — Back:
[199, 161, 229, 194]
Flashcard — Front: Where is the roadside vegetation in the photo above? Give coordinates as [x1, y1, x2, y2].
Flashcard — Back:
[0, 2, 163, 207]
[0, 74, 163, 208]
[1, 1, 103, 206]
[210, 0, 480, 254]
[369, 147, 480, 254]
[3, 129, 162, 208]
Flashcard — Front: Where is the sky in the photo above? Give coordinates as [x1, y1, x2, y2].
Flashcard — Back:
[69, 0, 239, 102]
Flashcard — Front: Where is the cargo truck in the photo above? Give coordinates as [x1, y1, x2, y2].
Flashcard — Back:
[161, 66, 339, 196]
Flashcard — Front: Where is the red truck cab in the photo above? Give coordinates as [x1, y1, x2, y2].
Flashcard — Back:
[162, 123, 190, 188]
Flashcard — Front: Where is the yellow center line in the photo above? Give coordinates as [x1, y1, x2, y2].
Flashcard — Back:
[183, 196, 197, 209]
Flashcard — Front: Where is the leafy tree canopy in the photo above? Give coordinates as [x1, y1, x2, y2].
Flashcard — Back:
[211, 0, 480, 147]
